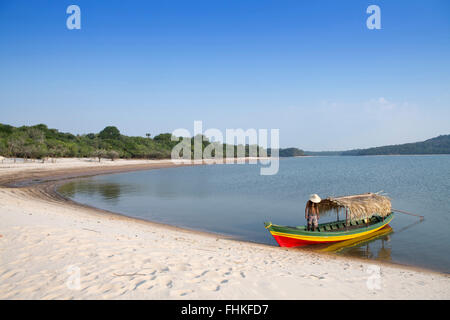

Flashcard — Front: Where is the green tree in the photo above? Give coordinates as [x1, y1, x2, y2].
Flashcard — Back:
[99, 126, 121, 140]
[7, 134, 25, 162]
[93, 149, 107, 162]
[0, 141, 6, 158]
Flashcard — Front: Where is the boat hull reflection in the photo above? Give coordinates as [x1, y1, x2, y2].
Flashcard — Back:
[311, 225, 393, 256]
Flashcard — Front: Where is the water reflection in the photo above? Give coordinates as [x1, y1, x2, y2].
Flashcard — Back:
[309, 226, 394, 262]
[59, 180, 125, 204]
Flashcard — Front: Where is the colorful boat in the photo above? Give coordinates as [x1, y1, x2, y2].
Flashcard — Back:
[264, 193, 394, 248]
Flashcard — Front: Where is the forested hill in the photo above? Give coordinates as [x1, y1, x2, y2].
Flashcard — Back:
[342, 135, 450, 156]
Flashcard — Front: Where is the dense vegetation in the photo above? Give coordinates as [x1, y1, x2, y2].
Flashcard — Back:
[5, 123, 444, 161]
[0, 123, 272, 161]
[342, 135, 450, 156]
[268, 147, 305, 157]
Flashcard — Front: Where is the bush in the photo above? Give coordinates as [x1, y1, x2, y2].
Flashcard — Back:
[107, 150, 120, 161]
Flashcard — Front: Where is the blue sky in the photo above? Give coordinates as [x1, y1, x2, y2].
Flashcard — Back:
[0, 0, 449, 150]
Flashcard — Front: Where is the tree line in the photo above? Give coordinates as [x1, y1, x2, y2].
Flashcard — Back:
[267, 147, 305, 157]
[0, 123, 272, 162]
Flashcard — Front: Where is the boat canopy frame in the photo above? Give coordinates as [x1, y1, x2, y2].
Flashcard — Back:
[318, 192, 392, 221]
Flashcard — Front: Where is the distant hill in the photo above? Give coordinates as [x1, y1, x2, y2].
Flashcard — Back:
[342, 135, 450, 156]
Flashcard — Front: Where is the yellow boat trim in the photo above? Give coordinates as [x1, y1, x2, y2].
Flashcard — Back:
[270, 222, 389, 242]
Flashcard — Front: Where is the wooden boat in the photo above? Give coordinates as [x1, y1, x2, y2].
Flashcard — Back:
[264, 193, 394, 247]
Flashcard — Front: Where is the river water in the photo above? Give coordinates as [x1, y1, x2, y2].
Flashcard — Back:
[58, 155, 450, 273]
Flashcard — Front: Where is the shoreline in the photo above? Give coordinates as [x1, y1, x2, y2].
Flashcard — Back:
[0, 157, 276, 187]
[0, 158, 449, 299]
[28, 179, 450, 276]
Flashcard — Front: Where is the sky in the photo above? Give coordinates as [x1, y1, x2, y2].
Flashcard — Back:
[0, 0, 449, 150]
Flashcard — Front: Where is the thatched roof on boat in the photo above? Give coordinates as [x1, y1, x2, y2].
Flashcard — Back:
[318, 193, 391, 219]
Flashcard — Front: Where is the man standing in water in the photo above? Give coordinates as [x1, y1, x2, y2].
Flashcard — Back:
[305, 194, 321, 231]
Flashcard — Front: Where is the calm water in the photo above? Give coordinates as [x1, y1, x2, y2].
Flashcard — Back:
[58, 156, 450, 273]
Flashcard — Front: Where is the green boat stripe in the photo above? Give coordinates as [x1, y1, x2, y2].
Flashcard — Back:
[265, 213, 394, 238]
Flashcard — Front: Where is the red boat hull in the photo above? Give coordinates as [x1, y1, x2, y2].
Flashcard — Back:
[272, 234, 341, 247]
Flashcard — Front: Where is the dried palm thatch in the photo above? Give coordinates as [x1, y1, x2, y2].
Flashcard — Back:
[318, 193, 391, 220]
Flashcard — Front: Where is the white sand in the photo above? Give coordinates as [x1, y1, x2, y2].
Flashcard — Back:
[0, 158, 188, 177]
[0, 159, 449, 299]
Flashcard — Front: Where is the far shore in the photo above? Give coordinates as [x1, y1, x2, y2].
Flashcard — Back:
[0, 158, 449, 299]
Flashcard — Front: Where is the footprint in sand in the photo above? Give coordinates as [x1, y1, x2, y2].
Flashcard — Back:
[134, 280, 147, 290]
[168, 288, 191, 297]
[195, 270, 209, 278]
[309, 274, 326, 280]
[0, 269, 22, 280]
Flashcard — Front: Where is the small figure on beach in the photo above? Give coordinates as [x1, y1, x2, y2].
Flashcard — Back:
[305, 194, 321, 231]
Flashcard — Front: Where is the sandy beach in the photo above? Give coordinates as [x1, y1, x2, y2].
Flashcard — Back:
[0, 158, 449, 299]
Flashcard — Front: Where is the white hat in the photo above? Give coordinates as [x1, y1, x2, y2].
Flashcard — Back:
[309, 194, 321, 203]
